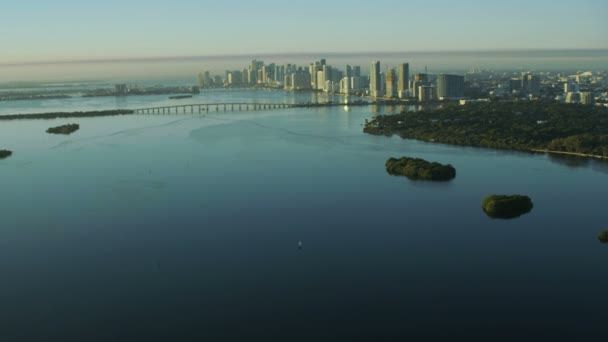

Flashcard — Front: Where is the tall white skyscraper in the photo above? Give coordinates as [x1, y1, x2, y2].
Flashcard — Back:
[370, 61, 382, 97]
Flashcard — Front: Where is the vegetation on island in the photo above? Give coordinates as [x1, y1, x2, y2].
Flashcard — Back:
[386, 157, 456, 181]
[364, 100, 608, 158]
[0, 109, 134, 121]
[598, 231, 608, 243]
[482, 195, 534, 219]
[47, 124, 80, 135]
[0, 149, 12, 159]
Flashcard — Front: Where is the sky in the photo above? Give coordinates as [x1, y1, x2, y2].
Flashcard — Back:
[1, 0, 607, 66]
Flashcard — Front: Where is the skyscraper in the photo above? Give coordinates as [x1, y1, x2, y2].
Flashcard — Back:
[580, 92, 594, 105]
[397, 63, 409, 94]
[521, 73, 540, 97]
[346, 65, 353, 78]
[370, 61, 382, 97]
[436, 74, 465, 99]
[386, 68, 396, 98]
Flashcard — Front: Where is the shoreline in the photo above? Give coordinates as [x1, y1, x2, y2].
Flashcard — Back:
[530, 148, 608, 160]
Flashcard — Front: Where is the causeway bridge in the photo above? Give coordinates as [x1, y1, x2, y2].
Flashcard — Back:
[134, 103, 295, 114]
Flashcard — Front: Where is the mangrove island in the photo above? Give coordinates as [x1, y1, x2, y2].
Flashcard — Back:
[386, 157, 456, 181]
[0, 109, 134, 121]
[47, 124, 80, 135]
[482, 195, 534, 219]
[0, 149, 13, 159]
[364, 100, 608, 159]
[598, 231, 608, 243]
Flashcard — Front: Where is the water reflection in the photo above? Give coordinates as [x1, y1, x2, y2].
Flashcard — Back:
[548, 154, 608, 175]
[548, 154, 591, 168]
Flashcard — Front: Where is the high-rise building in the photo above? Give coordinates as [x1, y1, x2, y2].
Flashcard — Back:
[418, 86, 436, 102]
[581, 92, 594, 105]
[386, 68, 396, 98]
[352, 66, 361, 77]
[323, 65, 333, 85]
[241, 68, 249, 84]
[291, 71, 312, 90]
[436, 74, 465, 99]
[397, 63, 409, 94]
[351, 77, 362, 91]
[522, 73, 540, 97]
[228, 70, 243, 85]
[346, 65, 353, 78]
[415, 73, 428, 82]
[565, 92, 581, 104]
[284, 75, 292, 89]
[370, 61, 382, 97]
[564, 83, 580, 93]
[317, 71, 325, 91]
[340, 77, 350, 95]
[509, 78, 521, 92]
[115, 84, 128, 95]
[197, 71, 213, 88]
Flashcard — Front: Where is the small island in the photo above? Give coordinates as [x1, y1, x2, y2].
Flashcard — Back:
[0, 149, 12, 159]
[386, 157, 456, 181]
[482, 195, 533, 219]
[46, 124, 80, 135]
[598, 231, 608, 243]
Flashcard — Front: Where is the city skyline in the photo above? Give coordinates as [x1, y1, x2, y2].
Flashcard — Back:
[1, 0, 607, 65]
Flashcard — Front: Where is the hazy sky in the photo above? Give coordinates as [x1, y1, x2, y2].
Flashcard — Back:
[1, 0, 607, 65]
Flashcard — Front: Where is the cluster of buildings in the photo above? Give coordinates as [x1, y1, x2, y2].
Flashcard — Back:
[197, 59, 466, 102]
[196, 59, 607, 106]
[467, 69, 607, 105]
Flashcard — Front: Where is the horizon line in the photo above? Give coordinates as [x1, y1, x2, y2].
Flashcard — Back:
[1, 48, 607, 68]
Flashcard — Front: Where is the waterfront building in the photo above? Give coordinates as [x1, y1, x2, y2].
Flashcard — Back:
[340, 77, 350, 95]
[386, 68, 396, 98]
[115, 84, 128, 95]
[352, 66, 361, 77]
[323, 65, 333, 84]
[284, 75, 292, 89]
[291, 71, 312, 90]
[436, 74, 465, 99]
[351, 77, 363, 90]
[197, 71, 213, 88]
[418, 85, 436, 102]
[397, 63, 409, 94]
[317, 71, 325, 90]
[370, 61, 383, 97]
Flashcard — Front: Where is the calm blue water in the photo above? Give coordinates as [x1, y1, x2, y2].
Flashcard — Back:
[1, 90, 607, 341]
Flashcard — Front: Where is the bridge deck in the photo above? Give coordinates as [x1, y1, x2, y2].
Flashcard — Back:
[134, 103, 295, 114]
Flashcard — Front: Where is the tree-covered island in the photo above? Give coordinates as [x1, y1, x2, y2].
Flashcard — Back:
[364, 100, 608, 159]
[47, 124, 80, 135]
[598, 231, 608, 243]
[0, 150, 12, 159]
[482, 195, 534, 219]
[386, 157, 456, 181]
